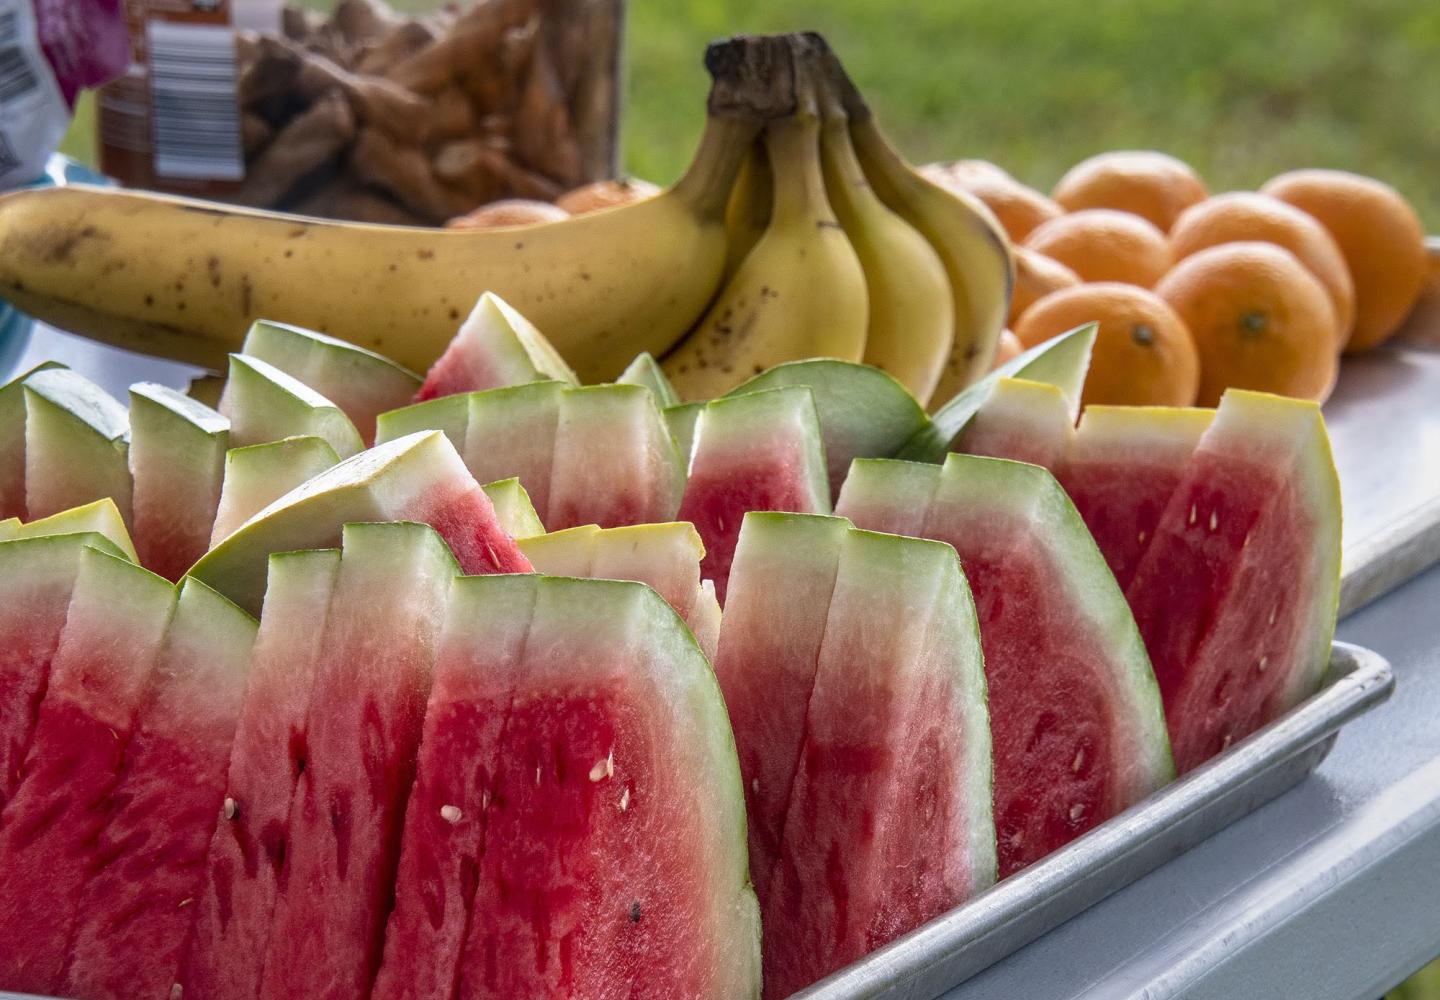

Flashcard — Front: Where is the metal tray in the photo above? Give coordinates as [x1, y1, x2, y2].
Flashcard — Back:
[792, 640, 1394, 1000]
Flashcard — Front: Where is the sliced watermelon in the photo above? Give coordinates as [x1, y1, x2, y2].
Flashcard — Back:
[1058, 405, 1214, 590]
[210, 435, 342, 546]
[257, 523, 457, 1000]
[726, 359, 929, 497]
[177, 549, 341, 1000]
[898, 322, 1096, 462]
[0, 496, 138, 561]
[453, 576, 760, 998]
[763, 526, 995, 998]
[375, 392, 471, 455]
[548, 383, 686, 530]
[0, 362, 62, 520]
[713, 512, 850, 908]
[956, 377, 1074, 471]
[665, 401, 703, 466]
[372, 574, 539, 1000]
[239, 319, 421, 445]
[416, 292, 578, 401]
[61, 579, 257, 1000]
[128, 382, 230, 580]
[480, 477, 545, 539]
[464, 380, 565, 522]
[189, 431, 530, 614]
[1124, 390, 1341, 772]
[835, 456, 943, 537]
[23, 368, 132, 525]
[618, 351, 681, 408]
[678, 387, 830, 604]
[221, 354, 364, 458]
[0, 549, 175, 994]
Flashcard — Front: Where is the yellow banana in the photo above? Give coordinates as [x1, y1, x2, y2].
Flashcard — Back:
[817, 92, 954, 406]
[0, 113, 758, 384]
[723, 139, 772, 279]
[662, 98, 868, 401]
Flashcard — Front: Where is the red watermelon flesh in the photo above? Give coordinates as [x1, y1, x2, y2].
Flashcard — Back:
[955, 378, 1073, 472]
[372, 575, 537, 1000]
[177, 550, 340, 1000]
[257, 523, 456, 1000]
[60, 580, 257, 1000]
[409, 472, 535, 577]
[1058, 406, 1213, 590]
[763, 527, 994, 999]
[713, 513, 849, 909]
[0, 550, 175, 994]
[454, 577, 760, 999]
[1124, 390, 1340, 773]
[677, 387, 830, 605]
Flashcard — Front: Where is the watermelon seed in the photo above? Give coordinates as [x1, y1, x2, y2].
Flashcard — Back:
[481, 790, 492, 810]
[1188, 504, 1198, 526]
[619, 786, 631, 812]
[440, 804, 463, 824]
[1258, 655, 1269, 672]
[1209, 511, 1218, 532]
[170, 985, 183, 1000]
[222, 797, 238, 821]
[178, 897, 193, 908]
[535, 766, 542, 787]
[588, 750, 614, 782]
[1221, 733, 1233, 751]
[629, 901, 642, 923]
[1071, 748, 1086, 774]
[1069, 803, 1085, 823]
[1269, 607, 1278, 626]
[751, 778, 760, 794]
[1137, 530, 1147, 544]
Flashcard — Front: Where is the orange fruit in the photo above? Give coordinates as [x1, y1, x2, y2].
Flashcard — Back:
[1155, 242, 1339, 406]
[1023, 209, 1172, 287]
[991, 328, 1024, 370]
[1009, 247, 1081, 326]
[923, 159, 1064, 242]
[1013, 282, 1199, 407]
[1170, 192, 1356, 340]
[446, 199, 570, 229]
[556, 177, 660, 215]
[1052, 151, 1209, 231]
[1261, 168, 1427, 352]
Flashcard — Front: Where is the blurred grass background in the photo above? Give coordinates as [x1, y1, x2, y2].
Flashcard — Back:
[56, 3, 1440, 992]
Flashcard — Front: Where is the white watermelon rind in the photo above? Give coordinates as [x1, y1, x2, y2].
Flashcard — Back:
[22, 369, 132, 525]
[480, 478, 545, 540]
[375, 394, 471, 454]
[128, 382, 230, 562]
[222, 354, 364, 459]
[211, 436, 342, 546]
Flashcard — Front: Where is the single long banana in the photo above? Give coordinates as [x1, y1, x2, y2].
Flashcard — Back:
[662, 99, 869, 401]
[0, 114, 757, 384]
[818, 94, 954, 406]
[723, 138, 772, 279]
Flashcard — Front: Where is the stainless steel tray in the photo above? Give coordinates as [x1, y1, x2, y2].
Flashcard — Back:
[791, 640, 1394, 1000]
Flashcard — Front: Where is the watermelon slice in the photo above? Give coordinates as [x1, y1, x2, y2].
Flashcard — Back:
[762, 525, 995, 998]
[189, 431, 530, 614]
[61, 578, 257, 1000]
[481, 477, 545, 539]
[451, 576, 761, 998]
[898, 322, 1096, 462]
[955, 377, 1074, 471]
[618, 351, 681, 408]
[221, 354, 364, 459]
[416, 292, 578, 401]
[0, 549, 176, 993]
[665, 401, 703, 466]
[239, 319, 421, 445]
[0, 496, 138, 561]
[0, 362, 62, 519]
[840, 454, 1173, 877]
[177, 549, 342, 1000]
[210, 436, 342, 545]
[128, 382, 230, 580]
[1123, 389, 1341, 772]
[371, 574, 538, 1000]
[548, 383, 687, 530]
[23, 368, 132, 526]
[678, 387, 830, 604]
[726, 359, 929, 497]
[464, 380, 564, 522]
[375, 392, 471, 455]
[1058, 405, 1214, 590]
[257, 523, 457, 1000]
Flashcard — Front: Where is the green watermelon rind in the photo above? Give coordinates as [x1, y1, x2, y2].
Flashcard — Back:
[1, 498, 137, 562]
[618, 352, 681, 409]
[375, 394, 471, 454]
[223, 354, 364, 459]
[480, 478, 545, 540]
[696, 386, 832, 514]
[210, 435, 342, 546]
[899, 323, 1098, 463]
[22, 369, 132, 525]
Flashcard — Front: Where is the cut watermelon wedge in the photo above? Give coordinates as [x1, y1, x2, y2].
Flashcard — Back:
[1124, 389, 1341, 772]
[210, 435, 342, 546]
[23, 368, 132, 526]
[763, 525, 994, 998]
[834, 457, 940, 538]
[464, 380, 565, 522]
[239, 319, 421, 445]
[678, 387, 830, 604]
[481, 477, 545, 539]
[177, 549, 341, 1000]
[189, 431, 530, 614]
[0, 362, 62, 520]
[128, 382, 230, 580]
[61, 579, 257, 1000]
[0, 549, 175, 994]
[665, 401, 703, 466]
[1058, 405, 1214, 590]
[452, 576, 761, 998]
[417, 292, 578, 401]
[726, 359, 929, 497]
[899, 322, 1096, 462]
[257, 523, 457, 1000]
[375, 392, 471, 456]
[0, 497, 137, 561]
[222, 354, 364, 458]
[618, 351, 681, 408]
[956, 377, 1074, 471]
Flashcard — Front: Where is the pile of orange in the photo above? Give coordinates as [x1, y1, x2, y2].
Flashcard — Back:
[929, 152, 1431, 408]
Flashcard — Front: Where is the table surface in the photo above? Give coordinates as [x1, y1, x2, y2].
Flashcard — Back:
[5, 325, 1440, 1000]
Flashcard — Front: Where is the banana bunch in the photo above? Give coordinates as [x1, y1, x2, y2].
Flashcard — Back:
[0, 34, 1011, 406]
